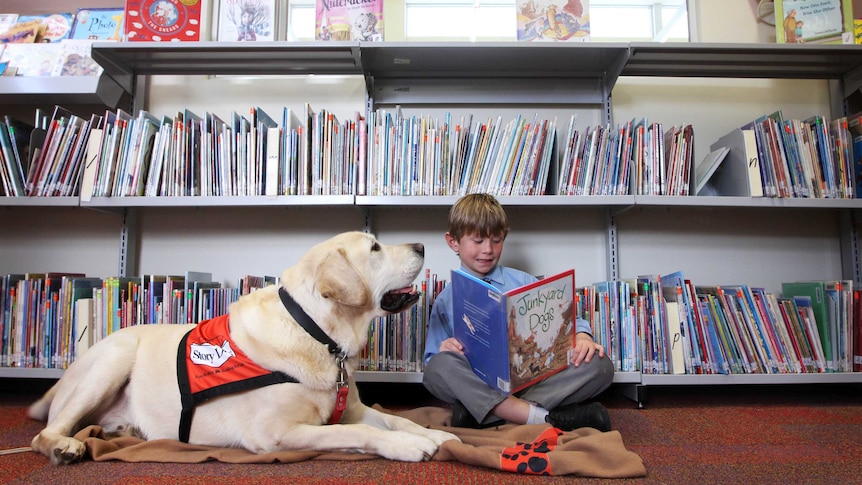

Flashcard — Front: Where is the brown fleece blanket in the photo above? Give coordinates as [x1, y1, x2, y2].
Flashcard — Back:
[77, 405, 645, 478]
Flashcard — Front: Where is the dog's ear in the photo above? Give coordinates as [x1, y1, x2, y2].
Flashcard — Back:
[316, 249, 371, 307]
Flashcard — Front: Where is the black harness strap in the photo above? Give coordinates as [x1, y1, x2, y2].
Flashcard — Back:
[176, 329, 297, 443]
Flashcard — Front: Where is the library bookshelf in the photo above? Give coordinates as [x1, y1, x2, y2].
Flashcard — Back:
[3, 42, 862, 407]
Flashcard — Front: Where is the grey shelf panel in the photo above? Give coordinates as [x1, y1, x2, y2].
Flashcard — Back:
[90, 41, 363, 79]
[359, 42, 629, 80]
[353, 370, 642, 384]
[0, 196, 80, 207]
[641, 372, 862, 386]
[88, 42, 862, 87]
[354, 371, 424, 383]
[633, 195, 862, 209]
[0, 74, 125, 107]
[625, 42, 862, 80]
[80, 195, 356, 208]
[0, 367, 64, 379]
[356, 195, 636, 208]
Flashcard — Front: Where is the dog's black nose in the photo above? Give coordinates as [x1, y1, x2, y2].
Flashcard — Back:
[412, 243, 424, 257]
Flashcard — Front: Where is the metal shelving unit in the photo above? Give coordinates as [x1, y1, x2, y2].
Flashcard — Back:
[4, 42, 862, 391]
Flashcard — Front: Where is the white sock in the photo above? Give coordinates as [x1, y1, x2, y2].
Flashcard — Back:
[527, 404, 549, 425]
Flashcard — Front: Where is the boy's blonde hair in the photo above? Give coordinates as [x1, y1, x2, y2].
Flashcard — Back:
[447, 193, 509, 240]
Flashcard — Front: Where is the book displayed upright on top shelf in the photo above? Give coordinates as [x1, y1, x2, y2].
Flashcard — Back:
[315, 0, 383, 41]
[516, 0, 589, 42]
[16, 13, 75, 43]
[775, 0, 853, 44]
[69, 7, 125, 41]
[216, 0, 276, 41]
[452, 269, 576, 394]
[125, 0, 203, 42]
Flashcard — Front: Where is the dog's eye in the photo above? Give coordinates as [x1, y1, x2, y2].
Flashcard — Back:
[371, 242, 381, 252]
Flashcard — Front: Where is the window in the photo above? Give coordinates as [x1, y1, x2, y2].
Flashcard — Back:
[285, 0, 689, 42]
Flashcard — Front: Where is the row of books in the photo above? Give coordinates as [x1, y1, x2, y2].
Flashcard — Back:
[0, 269, 442, 373]
[2, 105, 683, 198]
[702, 111, 861, 199]
[0, 271, 276, 369]
[581, 272, 861, 375]
[559, 118, 694, 196]
[327, 268, 446, 373]
[364, 110, 556, 197]
[2, 266, 861, 376]
[5, 104, 862, 199]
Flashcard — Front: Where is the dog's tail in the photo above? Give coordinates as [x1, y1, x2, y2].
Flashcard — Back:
[27, 384, 58, 421]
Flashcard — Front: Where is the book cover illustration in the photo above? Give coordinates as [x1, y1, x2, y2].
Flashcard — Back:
[0, 14, 18, 35]
[51, 40, 105, 77]
[0, 43, 63, 76]
[775, 0, 853, 44]
[315, 0, 383, 41]
[125, 0, 203, 42]
[517, 0, 589, 42]
[15, 13, 75, 43]
[217, 0, 275, 41]
[453, 268, 575, 394]
[0, 19, 44, 43]
[70, 8, 125, 41]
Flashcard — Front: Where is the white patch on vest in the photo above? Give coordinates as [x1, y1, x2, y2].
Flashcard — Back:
[190, 340, 236, 368]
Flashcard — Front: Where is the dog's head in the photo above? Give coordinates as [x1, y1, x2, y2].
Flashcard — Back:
[283, 232, 425, 320]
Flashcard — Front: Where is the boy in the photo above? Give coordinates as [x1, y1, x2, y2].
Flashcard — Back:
[423, 193, 614, 431]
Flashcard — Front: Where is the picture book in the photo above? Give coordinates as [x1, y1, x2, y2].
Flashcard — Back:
[315, 0, 383, 41]
[69, 7, 126, 41]
[452, 268, 576, 394]
[775, 0, 853, 44]
[0, 43, 63, 77]
[0, 19, 43, 43]
[125, 0, 203, 42]
[17, 13, 75, 42]
[217, 0, 276, 42]
[51, 39, 104, 77]
[0, 14, 18, 35]
[517, 0, 589, 42]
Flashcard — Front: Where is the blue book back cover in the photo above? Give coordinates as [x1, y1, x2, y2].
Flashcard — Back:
[452, 269, 510, 393]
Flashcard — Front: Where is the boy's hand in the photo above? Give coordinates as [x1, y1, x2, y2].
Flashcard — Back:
[439, 337, 464, 355]
[570, 333, 605, 367]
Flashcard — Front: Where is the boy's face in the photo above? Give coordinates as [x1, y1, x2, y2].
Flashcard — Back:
[446, 231, 504, 277]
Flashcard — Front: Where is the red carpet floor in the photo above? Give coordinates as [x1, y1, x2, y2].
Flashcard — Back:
[2, 381, 861, 484]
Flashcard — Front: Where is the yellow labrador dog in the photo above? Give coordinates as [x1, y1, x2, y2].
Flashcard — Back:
[29, 231, 458, 465]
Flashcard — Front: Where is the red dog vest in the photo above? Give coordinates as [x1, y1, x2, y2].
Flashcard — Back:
[176, 314, 296, 442]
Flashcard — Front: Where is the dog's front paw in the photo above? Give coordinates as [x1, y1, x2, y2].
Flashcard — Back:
[375, 430, 446, 462]
[420, 428, 460, 446]
[32, 432, 86, 465]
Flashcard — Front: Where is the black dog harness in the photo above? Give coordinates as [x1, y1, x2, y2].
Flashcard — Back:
[175, 289, 349, 443]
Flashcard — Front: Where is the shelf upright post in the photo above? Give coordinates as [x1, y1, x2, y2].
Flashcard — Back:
[606, 210, 619, 282]
[118, 208, 138, 278]
[359, 205, 373, 234]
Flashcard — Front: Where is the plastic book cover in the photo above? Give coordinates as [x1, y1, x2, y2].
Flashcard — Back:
[125, 0, 203, 42]
[775, 0, 853, 44]
[452, 268, 575, 394]
[51, 39, 105, 77]
[69, 8, 125, 41]
[217, 0, 275, 41]
[517, 0, 589, 42]
[315, 0, 383, 41]
[16, 13, 74, 43]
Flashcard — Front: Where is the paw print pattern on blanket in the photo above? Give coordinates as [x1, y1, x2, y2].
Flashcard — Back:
[500, 427, 564, 475]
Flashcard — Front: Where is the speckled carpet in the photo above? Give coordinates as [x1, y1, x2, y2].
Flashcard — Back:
[1, 380, 861, 484]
